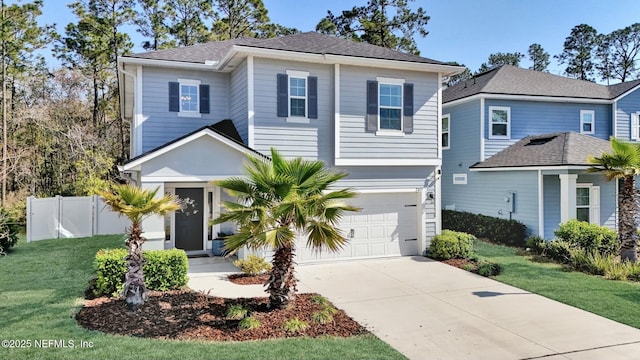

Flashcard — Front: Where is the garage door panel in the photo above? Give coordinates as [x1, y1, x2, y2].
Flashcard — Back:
[296, 192, 419, 263]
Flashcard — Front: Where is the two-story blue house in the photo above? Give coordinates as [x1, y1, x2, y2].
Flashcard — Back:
[442, 65, 640, 239]
[117, 32, 462, 261]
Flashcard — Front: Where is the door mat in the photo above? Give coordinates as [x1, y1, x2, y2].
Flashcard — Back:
[187, 254, 210, 259]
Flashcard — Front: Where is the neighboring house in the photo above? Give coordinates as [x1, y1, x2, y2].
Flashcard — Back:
[117, 32, 462, 261]
[442, 65, 640, 239]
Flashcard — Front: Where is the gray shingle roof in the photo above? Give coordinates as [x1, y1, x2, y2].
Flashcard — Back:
[470, 132, 611, 169]
[444, 65, 640, 103]
[125, 32, 449, 65]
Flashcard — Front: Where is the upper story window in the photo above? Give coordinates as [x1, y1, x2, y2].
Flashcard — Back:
[489, 106, 510, 139]
[632, 113, 640, 140]
[379, 83, 403, 130]
[580, 110, 595, 134]
[277, 71, 317, 122]
[366, 78, 414, 136]
[168, 79, 210, 117]
[442, 114, 450, 149]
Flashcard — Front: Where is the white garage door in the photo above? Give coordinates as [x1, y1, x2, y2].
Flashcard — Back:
[296, 192, 419, 263]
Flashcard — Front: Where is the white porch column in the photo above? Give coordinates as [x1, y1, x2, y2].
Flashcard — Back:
[141, 181, 166, 250]
[559, 174, 577, 223]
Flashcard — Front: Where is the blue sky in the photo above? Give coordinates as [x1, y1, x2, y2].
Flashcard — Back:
[39, 0, 640, 77]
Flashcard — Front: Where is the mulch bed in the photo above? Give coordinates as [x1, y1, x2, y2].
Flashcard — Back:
[227, 273, 270, 285]
[76, 290, 368, 341]
[441, 258, 476, 269]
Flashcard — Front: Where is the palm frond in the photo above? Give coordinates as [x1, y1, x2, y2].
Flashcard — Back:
[306, 220, 348, 252]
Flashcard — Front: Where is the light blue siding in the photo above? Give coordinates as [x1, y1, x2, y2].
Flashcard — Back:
[141, 67, 230, 153]
[616, 86, 640, 140]
[483, 99, 612, 157]
[252, 58, 332, 161]
[339, 65, 439, 160]
[442, 170, 540, 236]
[229, 59, 248, 144]
[543, 175, 561, 239]
[441, 99, 481, 207]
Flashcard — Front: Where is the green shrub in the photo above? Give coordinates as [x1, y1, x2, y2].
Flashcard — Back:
[239, 316, 261, 330]
[525, 235, 546, 254]
[476, 260, 502, 277]
[554, 220, 618, 256]
[540, 240, 574, 264]
[283, 318, 309, 333]
[233, 254, 272, 276]
[93, 248, 188, 297]
[310, 294, 330, 306]
[428, 230, 474, 260]
[226, 304, 248, 320]
[311, 310, 334, 325]
[0, 208, 19, 254]
[442, 210, 527, 247]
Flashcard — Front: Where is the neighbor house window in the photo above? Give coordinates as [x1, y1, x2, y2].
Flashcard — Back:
[442, 114, 450, 149]
[576, 187, 590, 222]
[576, 185, 600, 224]
[631, 113, 640, 140]
[580, 110, 595, 134]
[489, 106, 510, 139]
[453, 173, 467, 185]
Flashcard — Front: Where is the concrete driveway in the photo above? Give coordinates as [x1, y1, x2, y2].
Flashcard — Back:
[189, 256, 640, 360]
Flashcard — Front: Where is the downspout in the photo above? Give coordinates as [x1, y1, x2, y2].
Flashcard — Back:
[119, 64, 139, 157]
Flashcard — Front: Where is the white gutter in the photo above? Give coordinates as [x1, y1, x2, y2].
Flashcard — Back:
[445, 93, 613, 108]
[118, 56, 218, 70]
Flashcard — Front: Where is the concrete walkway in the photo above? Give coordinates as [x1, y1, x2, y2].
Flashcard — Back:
[188, 256, 640, 360]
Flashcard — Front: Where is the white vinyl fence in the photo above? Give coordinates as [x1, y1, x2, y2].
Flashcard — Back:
[26, 195, 130, 242]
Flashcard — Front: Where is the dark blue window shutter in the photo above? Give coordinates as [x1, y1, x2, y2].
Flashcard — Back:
[403, 83, 414, 134]
[199, 84, 210, 114]
[366, 80, 378, 131]
[308, 76, 318, 119]
[277, 73, 288, 117]
[169, 82, 179, 112]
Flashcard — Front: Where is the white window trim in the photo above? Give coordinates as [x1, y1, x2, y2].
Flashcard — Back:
[286, 70, 309, 122]
[488, 106, 511, 139]
[580, 110, 595, 134]
[576, 183, 599, 224]
[376, 77, 405, 134]
[453, 173, 467, 185]
[442, 113, 451, 149]
[631, 112, 640, 141]
[177, 78, 201, 118]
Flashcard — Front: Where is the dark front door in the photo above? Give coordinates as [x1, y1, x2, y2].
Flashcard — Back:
[175, 188, 204, 251]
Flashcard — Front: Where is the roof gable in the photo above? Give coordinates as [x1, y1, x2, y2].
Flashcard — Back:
[471, 132, 611, 169]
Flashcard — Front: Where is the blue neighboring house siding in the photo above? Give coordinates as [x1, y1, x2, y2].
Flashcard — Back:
[616, 86, 640, 140]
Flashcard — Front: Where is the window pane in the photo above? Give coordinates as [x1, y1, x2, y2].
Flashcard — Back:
[180, 84, 198, 112]
[576, 188, 590, 206]
[380, 84, 401, 107]
[492, 124, 507, 136]
[442, 117, 449, 131]
[290, 77, 306, 97]
[290, 98, 305, 116]
[582, 113, 593, 122]
[380, 108, 401, 130]
[582, 122, 592, 132]
[492, 110, 508, 123]
[576, 208, 590, 222]
[442, 133, 449, 147]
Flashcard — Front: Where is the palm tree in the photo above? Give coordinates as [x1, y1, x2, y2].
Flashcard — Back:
[97, 183, 181, 310]
[212, 148, 358, 309]
[588, 137, 640, 262]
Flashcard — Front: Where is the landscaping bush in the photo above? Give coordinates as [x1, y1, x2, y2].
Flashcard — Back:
[0, 208, 19, 254]
[93, 248, 188, 296]
[442, 210, 527, 247]
[428, 230, 474, 260]
[554, 220, 618, 256]
[476, 260, 502, 277]
[233, 254, 272, 275]
[525, 235, 546, 254]
[539, 239, 574, 264]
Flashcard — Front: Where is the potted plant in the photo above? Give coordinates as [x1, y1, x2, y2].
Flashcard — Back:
[212, 232, 232, 256]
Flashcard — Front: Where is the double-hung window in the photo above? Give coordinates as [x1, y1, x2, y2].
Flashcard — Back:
[379, 83, 403, 130]
[168, 79, 210, 117]
[289, 76, 307, 117]
[442, 114, 450, 149]
[631, 113, 640, 140]
[366, 77, 414, 135]
[576, 185, 600, 224]
[489, 106, 510, 139]
[580, 110, 595, 134]
[276, 71, 317, 121]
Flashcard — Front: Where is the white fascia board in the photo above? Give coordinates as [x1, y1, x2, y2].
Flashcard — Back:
[123, 129, 256, 171]
[445, 93, 613, 108]
[118, 56, 218, 71]
[335, 158, 441, 166]
[355, 188, 421, 194]
[231, 45, 464, 75]
[141, 175, 242, 182]
[470, 165, 589, 172]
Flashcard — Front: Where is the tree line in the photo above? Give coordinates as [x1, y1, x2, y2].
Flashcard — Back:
[447, 23, 640, 87]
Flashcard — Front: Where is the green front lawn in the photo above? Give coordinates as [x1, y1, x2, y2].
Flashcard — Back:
[0, 236, 405, 360]
[474, 240, 640, 328]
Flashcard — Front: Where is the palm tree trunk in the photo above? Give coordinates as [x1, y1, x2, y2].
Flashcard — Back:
[619, 176, 638, 262]
[122, 221, 148, 311]
[267, 243, 297, 309]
